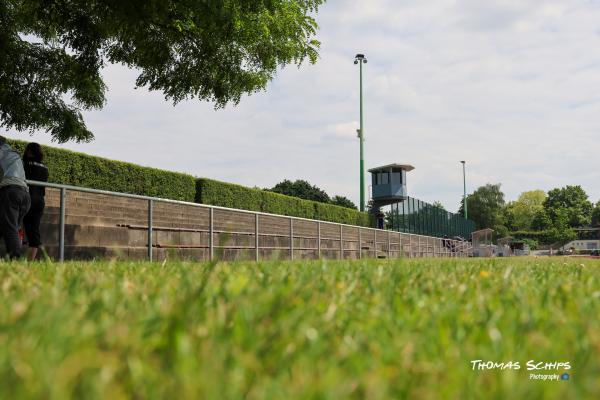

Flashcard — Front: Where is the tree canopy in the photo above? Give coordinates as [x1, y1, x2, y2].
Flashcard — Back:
[0, 0, 324, 142]
[432, 201, 445, 210]
[268, 179, 357, 209]
[591, 201, 600, 227]
[544, 185, 593, 228]
[269, 179, 330, 203]
[505, 190, 546, 231]
[531, 208, 552, 231]
[454, 184, 594, 245]
[459, 183, 506, 234]
[331, 195, 357, 210]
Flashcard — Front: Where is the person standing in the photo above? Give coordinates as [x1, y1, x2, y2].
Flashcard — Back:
[0, 136, 31, 259]
[23, 142, 48, 260]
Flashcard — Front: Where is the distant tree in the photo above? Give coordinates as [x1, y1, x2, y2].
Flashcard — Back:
[546, 227, 577, 244]
[459, 183, 506, 231]
[592, 201, 600, 227]
[331, 195, 357, 210]
[432, 201, 446, 210]
[505, 190, 547, 231]
[1, 0, 324, 142]
[269, 179, 330, 203]
[545, 208, 577, 244]
[531, 209, 552, 231]
[494, 223, 510, 239]
[544, 186, 593, 228]
[520, 238, 539, 251]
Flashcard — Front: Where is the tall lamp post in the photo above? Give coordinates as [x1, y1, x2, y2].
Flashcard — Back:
[460, 161, 467, 219]
[355, 53, 367, 212]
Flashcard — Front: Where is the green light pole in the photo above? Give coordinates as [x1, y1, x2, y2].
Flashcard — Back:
[355, 54, 367, 212]
[460, 160, 467, 219]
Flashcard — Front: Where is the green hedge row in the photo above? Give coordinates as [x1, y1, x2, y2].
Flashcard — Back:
[196, 178, 371, 226]
[510, 231, 558, 245]
[509, 230, 576, 245]
[8, 139, 197, 201]
[7, 138, 371, 227]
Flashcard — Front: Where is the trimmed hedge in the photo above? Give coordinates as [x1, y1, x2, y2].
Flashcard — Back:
[6, 138, 371, 226]
[7, 139, 196, 201]
[509, 230, 577, 245]
[196, 178, 371, 227]
[510, 230, 556, 245]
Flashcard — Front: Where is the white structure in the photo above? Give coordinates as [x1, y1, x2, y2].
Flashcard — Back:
[472, 229, 495, 257]
[497, 237, 530, 257]
[560, 240, 600, 252]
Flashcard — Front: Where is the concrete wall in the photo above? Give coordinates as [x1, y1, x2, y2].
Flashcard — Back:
[5, 188, 472, 261]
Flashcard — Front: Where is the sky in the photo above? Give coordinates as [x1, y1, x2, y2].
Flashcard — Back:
[7, 0, 600, 212]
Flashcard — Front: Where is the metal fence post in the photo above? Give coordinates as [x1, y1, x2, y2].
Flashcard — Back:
[209, 208, 214, 261]
[416, 236, 420, 258]
[290, 217, 294, 260]
[317, 221, 321, 259]
[59, 188, 65, 262]
[147, 199, 153, 261]
[373, 229, 377, 258]
[255, 214, 259, 262]
[358, 227, 362, 259]
[388, 230, 391, 258]
[340, 225, 343, 260]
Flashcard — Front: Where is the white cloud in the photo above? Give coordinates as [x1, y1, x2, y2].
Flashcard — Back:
[323, 120, 359, 141]
[6, 0, 600, 211]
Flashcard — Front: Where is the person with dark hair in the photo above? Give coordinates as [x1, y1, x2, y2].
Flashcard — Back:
[376, 211, 385, 230]
[22, 142, 49, 260]
[0, 136, 31, 259]
[443, 235, 449, 250]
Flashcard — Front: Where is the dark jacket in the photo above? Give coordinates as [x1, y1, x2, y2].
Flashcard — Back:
[24, 160, 49, 197]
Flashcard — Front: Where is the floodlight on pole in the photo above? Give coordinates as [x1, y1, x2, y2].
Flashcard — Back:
[460, 161, 467, 219]
[355, 53, 367, 212]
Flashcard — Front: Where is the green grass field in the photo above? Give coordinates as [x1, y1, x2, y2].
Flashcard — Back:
[1, 257, 599, 399]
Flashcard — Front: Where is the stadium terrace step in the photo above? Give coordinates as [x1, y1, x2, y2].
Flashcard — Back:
[1, 186, 470, 261]
[43, 207, 209, 224]
[40, 224, 132, 247]
[40, 245, 210, 261]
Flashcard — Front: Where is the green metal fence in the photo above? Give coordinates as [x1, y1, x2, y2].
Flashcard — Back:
[388, 197, 475, 239]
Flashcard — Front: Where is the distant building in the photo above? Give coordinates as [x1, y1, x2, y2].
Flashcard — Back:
[559, 228, 600, 252]
[560, 240, 599, 252]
